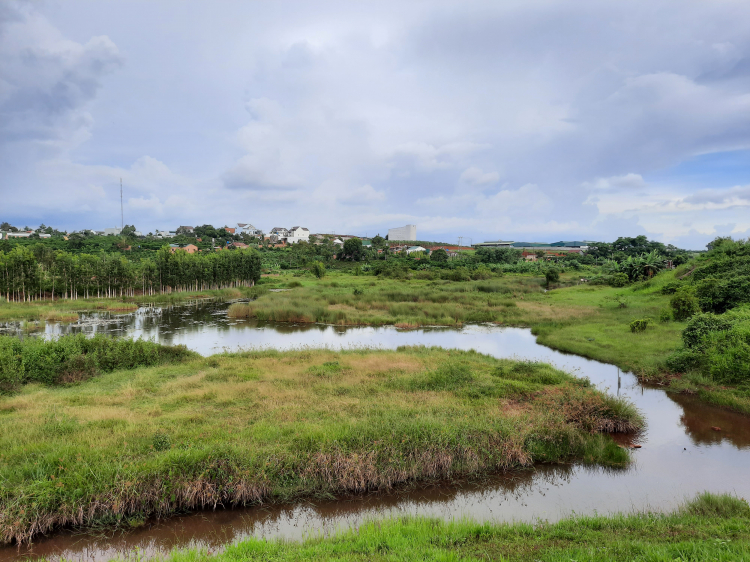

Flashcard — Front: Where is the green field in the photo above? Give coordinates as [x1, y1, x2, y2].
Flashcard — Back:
[163, 492, 750, 561]
[0, 347, 640, 544]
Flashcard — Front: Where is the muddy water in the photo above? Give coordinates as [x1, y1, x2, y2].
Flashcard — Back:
[3, 300, 750, 561]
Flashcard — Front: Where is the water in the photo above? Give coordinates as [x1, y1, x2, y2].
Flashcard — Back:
[3, 300, 750, 561]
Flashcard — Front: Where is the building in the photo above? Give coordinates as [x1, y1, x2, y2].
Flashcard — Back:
[405, 245, 428, 255]
[270, 227, 289, 238]
[232, 242, 249, 249]
[237, 223, 263, 237]
[169, 244, 199, 254]
[287, 226, 310, 244]
[387, 224, 417, 241]
[178, 226, 195, 234]
[473, 240, 515, 248]
[103, 228, 121, 236]
[5, 231, 33, 239]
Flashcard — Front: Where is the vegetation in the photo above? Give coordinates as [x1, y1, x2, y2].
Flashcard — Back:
[0, 333, 196, 392]
[0, 347, 641, 544]
[160, 493, 750, 561]
[0, 245, 261, 302]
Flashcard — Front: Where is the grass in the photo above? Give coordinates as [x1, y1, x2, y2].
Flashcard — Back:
[159, 493, 750, 561]
[0, 287, 265, 322]
[0, 347, 641, 544]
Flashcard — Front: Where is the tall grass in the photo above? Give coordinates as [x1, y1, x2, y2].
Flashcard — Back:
[0, 347, 641, 544]
[0, 334, 196, 392]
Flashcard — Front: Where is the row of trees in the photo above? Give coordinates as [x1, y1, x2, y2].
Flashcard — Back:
[0, 246, 261, 302]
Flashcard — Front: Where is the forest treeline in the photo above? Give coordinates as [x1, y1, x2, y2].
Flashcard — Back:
[0, 246, 261, 302]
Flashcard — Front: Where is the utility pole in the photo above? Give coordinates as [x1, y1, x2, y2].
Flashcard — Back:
[120, 178, 124, 233]
[457, 236, 463, 247]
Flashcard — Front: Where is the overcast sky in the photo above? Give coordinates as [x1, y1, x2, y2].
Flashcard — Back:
[2, 0, 750, 248]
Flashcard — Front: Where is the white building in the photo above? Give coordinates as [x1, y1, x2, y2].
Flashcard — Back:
[405, 245, 428, 255]
[237, 223, 263, 237]
[287, 226, 310, 244]
[387, 224, 417, 241]
[103, 227, 121, 236]
[6, 231, 33, 239]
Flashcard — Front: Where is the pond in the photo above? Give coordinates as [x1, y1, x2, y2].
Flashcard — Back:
[3, 300, 750, 561]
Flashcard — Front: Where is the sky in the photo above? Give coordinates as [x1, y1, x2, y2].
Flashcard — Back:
[2, 0, 750, 249]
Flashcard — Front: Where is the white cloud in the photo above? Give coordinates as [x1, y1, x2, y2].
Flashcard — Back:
[459, 166, 501, 186]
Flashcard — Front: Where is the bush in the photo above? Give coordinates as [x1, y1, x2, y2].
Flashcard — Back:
[665, 348, 702, 373]
[706, 325, 750, 384]
[0, 334, 195, 392]
[629, 318, 651, 333]
[659, 308, 672, 323]
[609, 273, 629, 287]
[544, 268, 560, 285]
[682, 313, 734, 349]
[670, 289, 699, 321]
[152, 431, 171, 451]
[660, 281, 683, 295]
[353, 287, 364, 297]
[310, 261, 326, 279]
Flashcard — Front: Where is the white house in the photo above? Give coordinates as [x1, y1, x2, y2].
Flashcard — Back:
[6, 231, 33, 239]
[287, 226, 310, 244]
[237, 223, 263, 237]
[103, 227, 121, 236]
[387, 225, 417, 241]
[405, 245, 428, 255]
[270, 227, 289, 238]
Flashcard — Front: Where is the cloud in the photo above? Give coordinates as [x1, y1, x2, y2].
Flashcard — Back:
[4, 0, 750, 250]
[459, 166, 501, 186]
[584, 173, 645, 190]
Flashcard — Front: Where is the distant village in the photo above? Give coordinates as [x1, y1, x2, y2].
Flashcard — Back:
[1, 221, 598, 260]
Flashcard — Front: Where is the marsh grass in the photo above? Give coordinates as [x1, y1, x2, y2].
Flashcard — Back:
[0, 347, 641, 544]
[160, 493, 750, 562]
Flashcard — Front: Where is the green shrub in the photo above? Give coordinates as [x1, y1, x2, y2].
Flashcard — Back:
[665, 348, 702, 373]
[706, 325, 750, 384]
[609, 273, 629, 287]
[152, 431, 171, 451]
[0, 334, 195, 392]
[670, 289, 699, 321]
[660, 281, 683, 295]
[545, 268, 560, 285]
[287, 280, 303, 288]
[353, 287, 364, 297]
[629, 318, 651, 333]
[659, 308, 672, 323]
[310, 261, 326, 279]
[682, 313, 734, 349]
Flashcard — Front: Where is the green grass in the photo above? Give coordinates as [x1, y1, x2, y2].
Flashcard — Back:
[0, 287, 265, 322]
[160, 493, 750, 561]
[0, 347, 641, 544]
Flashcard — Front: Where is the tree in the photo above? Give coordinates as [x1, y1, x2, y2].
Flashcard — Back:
[431, 248, 449, 262]
[343, 238, 364, 261]
[535, 250, 546, 261]
[372, 234, 384, 248]
[121, 225, 137, 237]
[310, 261, 326, 279]
[545, 267, 560, 286]
[0, 222, 10, 231]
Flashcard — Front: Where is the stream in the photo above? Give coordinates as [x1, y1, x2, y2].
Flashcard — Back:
[2, 300, 749, 561]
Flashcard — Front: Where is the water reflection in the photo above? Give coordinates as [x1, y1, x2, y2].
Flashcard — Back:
[3, 300, 750, 561]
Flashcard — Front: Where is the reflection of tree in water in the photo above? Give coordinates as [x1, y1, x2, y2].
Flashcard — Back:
[670, 393, 750, 449]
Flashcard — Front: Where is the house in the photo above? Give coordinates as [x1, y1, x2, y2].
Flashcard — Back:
[287, 226, 309, 244]
[232, 242, 249, 249]
[169, 244, 199, 254]
[103, 227, 121, 236]
[237, 223, 263, 237]
[405, 245, 428, 255]
[179, 226, 195, 234]
[224, 227, 236, 234]
[270, 227, 289, 238]
[332, 238, 344, 246]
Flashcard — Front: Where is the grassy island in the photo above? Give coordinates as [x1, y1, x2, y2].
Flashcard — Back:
[0, 347, 640, 544]
[163, 492, 750, 561]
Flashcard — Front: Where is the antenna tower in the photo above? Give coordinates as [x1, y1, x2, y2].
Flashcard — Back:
[120, 178, 124, 232]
